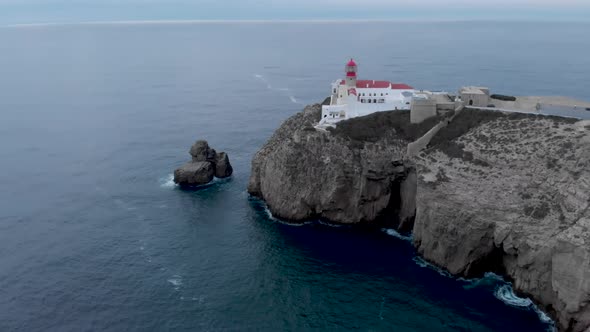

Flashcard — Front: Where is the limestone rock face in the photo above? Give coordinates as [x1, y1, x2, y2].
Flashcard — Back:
[249, 102, 590, 332]
[190, 140, 216, 162]
[248, 103, 417, 227]
[412, 114, 590, 332]
[174, 140, 233, 186]
[174, 161, 214, 185]
[215, 152, 233, 178]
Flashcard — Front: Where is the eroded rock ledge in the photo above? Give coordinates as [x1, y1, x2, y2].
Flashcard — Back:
[247, 103, 590, 332]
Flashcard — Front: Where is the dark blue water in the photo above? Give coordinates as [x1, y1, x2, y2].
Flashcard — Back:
[1, 21, 589, 331]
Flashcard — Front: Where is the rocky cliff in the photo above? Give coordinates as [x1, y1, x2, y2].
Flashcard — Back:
[248, 103, 440, 228]
[413, 111, 590, 331]
[248, 103, 590, 332]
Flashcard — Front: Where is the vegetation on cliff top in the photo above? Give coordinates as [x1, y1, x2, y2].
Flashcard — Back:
[327, 110, 441, 143]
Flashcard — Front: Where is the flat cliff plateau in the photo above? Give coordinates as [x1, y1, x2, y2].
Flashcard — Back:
[248, 102, 590, 332]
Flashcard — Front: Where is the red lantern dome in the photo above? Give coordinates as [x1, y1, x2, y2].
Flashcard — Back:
[345, 58, 358, 78]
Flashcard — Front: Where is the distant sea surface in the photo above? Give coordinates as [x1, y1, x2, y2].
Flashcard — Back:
[1, 21, 589, 331]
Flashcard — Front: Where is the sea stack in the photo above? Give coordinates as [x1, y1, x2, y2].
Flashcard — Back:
[174, 140, 233, 186]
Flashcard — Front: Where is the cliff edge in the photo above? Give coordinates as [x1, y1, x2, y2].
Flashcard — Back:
[247, 103, 590, 331]
[413, 111, 590, 331]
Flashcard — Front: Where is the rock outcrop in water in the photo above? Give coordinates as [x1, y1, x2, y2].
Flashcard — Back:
[174, 140, 233, 186]
[248, 102, 590, 332]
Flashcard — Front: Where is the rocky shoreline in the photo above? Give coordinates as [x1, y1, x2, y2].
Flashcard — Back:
[248, 103, 590, 332]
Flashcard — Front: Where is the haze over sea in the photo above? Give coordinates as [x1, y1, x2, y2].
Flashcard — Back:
[1, 21, 589, 331]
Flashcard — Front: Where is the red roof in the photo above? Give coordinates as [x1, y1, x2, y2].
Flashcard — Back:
[390, 83, 414, 90]
[339, 80, 413, 90]
[346, 71, 357, 77]
[346, 59, 357, 66]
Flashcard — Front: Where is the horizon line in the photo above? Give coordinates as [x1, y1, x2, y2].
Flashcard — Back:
[3, 17, 590, 28]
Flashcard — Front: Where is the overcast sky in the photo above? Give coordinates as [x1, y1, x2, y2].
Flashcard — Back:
[1, 0, 590, 25]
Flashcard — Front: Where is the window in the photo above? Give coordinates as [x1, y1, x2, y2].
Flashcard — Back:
[381, 93, 383, 96]
[368, 99, 372, 103]
[373, 99, 377, 103]
[333, 89, 336, 93]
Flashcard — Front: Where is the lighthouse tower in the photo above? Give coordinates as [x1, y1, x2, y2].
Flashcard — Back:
[345, 59, 357, 88]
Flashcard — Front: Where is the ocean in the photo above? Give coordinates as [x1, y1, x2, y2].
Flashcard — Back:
[1, 21, 588, 331]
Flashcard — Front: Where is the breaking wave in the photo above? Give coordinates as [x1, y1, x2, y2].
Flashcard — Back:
[493, 284, 555, 329]
[167, 275, 183, 290]
[494, 284, 533, 307]
[461, 272, 504, 288]
[412, 256, 452, 278]
[381, 228, 412, 242]
[262, 206, 311, 226]
[160, 174, 177, 188]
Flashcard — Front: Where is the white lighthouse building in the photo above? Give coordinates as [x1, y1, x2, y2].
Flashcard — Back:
[319, 59, 415, 125]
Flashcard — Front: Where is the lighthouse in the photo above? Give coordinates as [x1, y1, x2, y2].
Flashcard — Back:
[319, 58, 415, 126]
[345, 59, 357, 88]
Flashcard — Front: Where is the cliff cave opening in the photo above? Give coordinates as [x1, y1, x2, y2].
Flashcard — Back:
[375, 172, 416, 233]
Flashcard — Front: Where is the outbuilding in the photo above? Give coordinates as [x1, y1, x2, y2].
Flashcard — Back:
[459, 86, 490, 107]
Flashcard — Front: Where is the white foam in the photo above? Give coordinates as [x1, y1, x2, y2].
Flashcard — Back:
[412, 256, 452, 278]
[254, 74, 272, 89]
[494, 284, 556, 328]
[381, 228, 412, 242]
[317, 220, 343, 228]
[410, 255, 555, 328]
[160, 174, 177, 188]
[254, 73, 303, 104]
[494, 284, 532, 307]
[483, 272, 504, 281]
[263, 206, 279, 222]
[535, 307, 554, 325]
[460, 271, 505, 287]
[167, 275, 183, 290]
[263, 205, 301, 225]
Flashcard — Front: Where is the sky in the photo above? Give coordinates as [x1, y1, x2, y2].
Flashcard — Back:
[1, 0, 590, 26]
